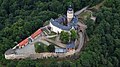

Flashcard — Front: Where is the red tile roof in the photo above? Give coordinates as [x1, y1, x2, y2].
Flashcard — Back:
[18, 29, 42, 47]
[18, 38, 28, 47]
[31, 29, 42, 39]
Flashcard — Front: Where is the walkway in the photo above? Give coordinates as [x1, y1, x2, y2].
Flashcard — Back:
[75, 32, 84, 53]
[42, 38, 66, 48]
[75, 6, 89, 16]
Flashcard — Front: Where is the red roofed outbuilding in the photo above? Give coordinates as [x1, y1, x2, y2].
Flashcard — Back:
[18, 38, 28, 47]
[31, 29, 42, 39]
[18, 29, 42, 48]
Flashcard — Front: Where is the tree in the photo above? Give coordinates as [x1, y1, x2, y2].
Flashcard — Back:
[16, 59, 35, 67]
[111, 56, 119, 67]
[0, 23, 4, 30]
[47, 45, 55, 52]
[75, 60, 82, 67]
[7, 61, 16, 67]
[48, 61, 59, 67]
[36, 63, 44, 67]
[80, 52, 92, 67]
[85, 19, 95, 37]
[114, 48, 120, 60]
[60, 31, 70, 44]
[60, 60, 71, 67]
[70, 29, 78, 41]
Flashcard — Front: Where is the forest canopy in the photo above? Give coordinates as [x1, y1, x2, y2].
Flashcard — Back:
[0, 0, 120, 67]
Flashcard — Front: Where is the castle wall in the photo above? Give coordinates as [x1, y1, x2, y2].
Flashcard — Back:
[5, 50, 75, 59]
[49, 22, 63, 33]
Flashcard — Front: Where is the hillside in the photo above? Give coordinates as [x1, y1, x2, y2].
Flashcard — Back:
[0, 0, 120, 67]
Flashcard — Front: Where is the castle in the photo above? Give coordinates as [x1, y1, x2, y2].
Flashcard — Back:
[5, 5, 88, 59]
[50, 5, 78, 33]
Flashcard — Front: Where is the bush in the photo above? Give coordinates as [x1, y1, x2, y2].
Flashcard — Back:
[47, 45, 55, 52]
[70, 29, 78, 41]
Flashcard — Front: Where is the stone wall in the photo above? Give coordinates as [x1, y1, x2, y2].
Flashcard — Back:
[5, 50, 75, 60]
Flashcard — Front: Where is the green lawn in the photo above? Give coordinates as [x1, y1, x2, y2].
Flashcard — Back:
[48, 31, 56, 35]
[34, 42, 48, 53]
[44, 29, 49, 34]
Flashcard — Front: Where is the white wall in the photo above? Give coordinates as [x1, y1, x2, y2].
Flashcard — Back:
[49, 22, 63, 33]
[5, 54, 30, 59]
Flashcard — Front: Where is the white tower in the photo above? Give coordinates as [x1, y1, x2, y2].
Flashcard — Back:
[67, 5, 74, 23]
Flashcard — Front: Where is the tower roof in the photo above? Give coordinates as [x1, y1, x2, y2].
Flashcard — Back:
[68, 5, 73, 11]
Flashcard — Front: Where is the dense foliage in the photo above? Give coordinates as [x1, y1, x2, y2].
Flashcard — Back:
[60, 29, 78, 43]
[0, 0, 120, 67]
[60, 31, 70, 44]
[47, 45, 55, 52]
[81, 0, 120, 67]
[70, 29, 78, 41]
